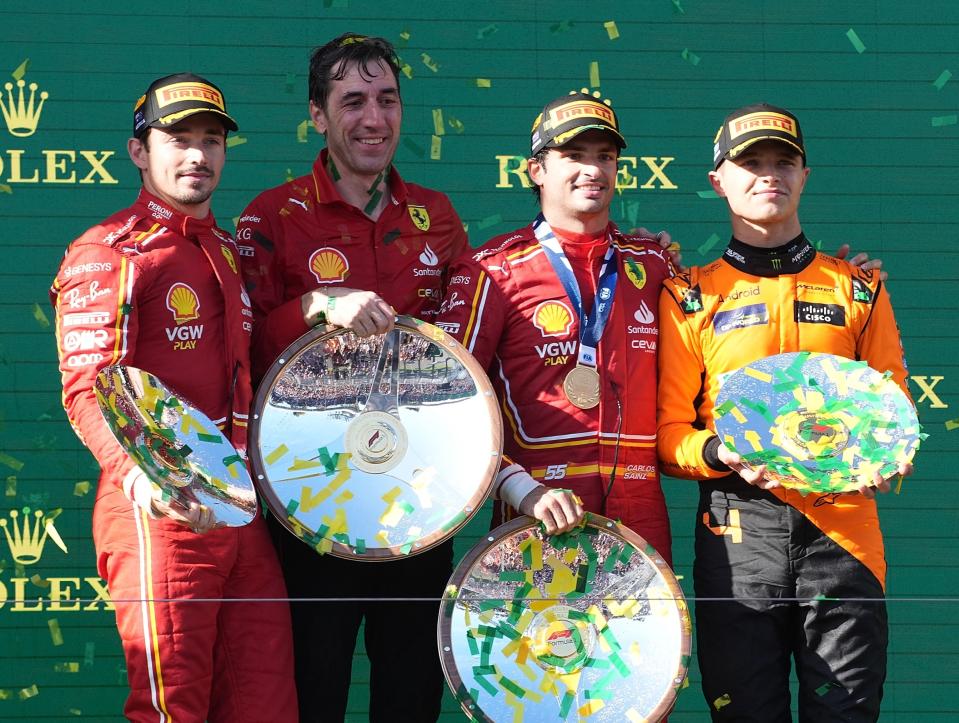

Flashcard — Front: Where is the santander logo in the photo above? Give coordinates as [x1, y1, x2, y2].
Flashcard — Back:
[419, 242, 439, 267]
[634, 301, 654, 324]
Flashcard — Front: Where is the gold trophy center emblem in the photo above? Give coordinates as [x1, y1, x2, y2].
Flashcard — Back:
[563, 364, 601, 410]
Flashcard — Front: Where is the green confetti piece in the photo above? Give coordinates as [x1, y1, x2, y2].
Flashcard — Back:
[69, 708, 82, 715]
[0, 184, 11, 194]
[473, 669, 498, 696]
[5, 475, 14, 496]
[681, 48, 701, 66]
[447, 116, 465, 133]
[226, 136, 247, 148]
[933, 70, 952, 90]
[32, 303, 50, 328]
[550, 20, 574, 34]
[559, 690, 576, 718]
[498, 570, 526, 582]
[477, 213, 502, 230]
[296, 119, 310, 143]
[476, 23, 498, 40]
[697, 233, 721, 255]
[440, 509, 468, 532]
[846, 28, 866, 53]
[815, 681, 842, 696]
[498, 675, 526, 698]
[0, 452, 24, 471]
[671, 0, 685, 14]
[11, 59, 29, 81]
[589, 61, 601, 88]
[285, 498, 299, 515]
[619, 543, 634, 565]
[697, 189, 719, 199]
[603, 543, 621, 572]
[932, 115, 958, 127]
[604, 21, 620, 40]
[403, 137, 425, 157]
[196, 433, 221, 443]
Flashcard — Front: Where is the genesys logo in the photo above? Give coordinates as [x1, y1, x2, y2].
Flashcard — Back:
[0, 68, 117, 185]
[0, 506, 113, 612]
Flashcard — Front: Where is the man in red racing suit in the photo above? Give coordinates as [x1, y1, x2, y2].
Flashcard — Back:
[437, 91, 674, 562]
[51, 73, 295, 722]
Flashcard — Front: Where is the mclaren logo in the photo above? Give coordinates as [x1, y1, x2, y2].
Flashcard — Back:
[309, 247, 349, 283]
[533, 300, 574, 338]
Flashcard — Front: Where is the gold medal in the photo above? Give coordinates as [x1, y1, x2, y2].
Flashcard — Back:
[563, 364, 601, 410]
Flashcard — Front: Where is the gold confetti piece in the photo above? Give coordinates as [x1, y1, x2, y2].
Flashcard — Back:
[475, 78, 491, 88]
[589, 61, 600, 88]
[45, 518, 69, 555]
[32, 303, 50, 328]
[430, 135, 442, 160]
[682, 48, 701, 66]
[447, 116, 465, 133]
[945, 417, 959, 431]
[73, 480, 91, 496]
[11, 59, 28, 81]
[432, 108, 445, 136]
[18, 684, 38, 700]
[713, 693, 732, 710]
[626, 709, 647, 723]
[846, 28, 866, 54]
[265, 443, 289, 466]
[932, 115, 957, 127]
[32, 574, 50, 589]
[296, 120, 309, 143]
[400, 63, 413, 80]
[0, 184, 12, 194]
[0, 452, 23, 471]
[933, 70, 952, 90]
[48, 619, 64, 646]
[421, 53, 440, 72]
[399, 30, 411, 44]
[226, 136, 247, 148]
[5, 475, 14, 496]
[604, 21, 620, 40]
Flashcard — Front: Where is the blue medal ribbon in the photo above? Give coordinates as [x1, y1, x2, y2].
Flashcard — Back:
[533, 214, 617, 368]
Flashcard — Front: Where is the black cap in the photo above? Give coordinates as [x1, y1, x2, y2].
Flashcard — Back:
[713, 103, 804, 168]
[530, 91, 626, 156]
[133, 73, 238, 138]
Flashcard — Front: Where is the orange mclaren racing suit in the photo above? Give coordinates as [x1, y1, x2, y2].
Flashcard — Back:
[237, 150, 468, 722]
[51, 190, 295, 722]
[437, 218, 673, 563]
[657, 233, 910, 722]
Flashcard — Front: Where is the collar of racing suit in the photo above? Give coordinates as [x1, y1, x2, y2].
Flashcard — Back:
[311, 148, 409, 209]
[723, 232, 815, 277]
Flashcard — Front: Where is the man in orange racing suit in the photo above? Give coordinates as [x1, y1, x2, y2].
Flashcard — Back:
[437, 92, 674, 562]
[657, 103, 914, 722]
[51, 73, 296, 722]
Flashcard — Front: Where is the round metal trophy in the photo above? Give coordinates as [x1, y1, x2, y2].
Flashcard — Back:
[438, 514, 691, 722]
[249, 316, 501, 560]
[94, 365, 257, 527]
[714, 351, 922, 493]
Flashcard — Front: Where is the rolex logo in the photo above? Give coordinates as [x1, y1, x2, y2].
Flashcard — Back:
[0, 508, 68, 565]
[0, 78, 49, 137]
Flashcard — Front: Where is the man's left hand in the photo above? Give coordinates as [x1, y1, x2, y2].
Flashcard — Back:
[836, 243, 888, 282]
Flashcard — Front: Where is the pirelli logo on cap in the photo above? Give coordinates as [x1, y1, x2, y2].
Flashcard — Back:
[155, 82, 226, 110]
[547, 100, 617, 130]
[729, 112, 797, 140]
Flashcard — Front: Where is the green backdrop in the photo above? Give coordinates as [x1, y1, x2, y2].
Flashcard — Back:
[1, 1, 956, 720]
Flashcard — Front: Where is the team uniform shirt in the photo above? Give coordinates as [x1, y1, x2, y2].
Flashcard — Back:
[50, 190, 295, 722]
[437, 219, 673, 561]
[657, 233, 909, 587]
[237, 148, 468, 379]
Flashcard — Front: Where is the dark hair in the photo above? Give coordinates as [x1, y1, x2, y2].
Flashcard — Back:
[309, 33, 401, 110]
[528, 148, 549, 204]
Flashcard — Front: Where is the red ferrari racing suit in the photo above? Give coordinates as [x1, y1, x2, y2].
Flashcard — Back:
[437, 219, 673, 563]
[51, 190, 296, 723]
[657, 234, 911, 722]
[236, 151, 468, 722]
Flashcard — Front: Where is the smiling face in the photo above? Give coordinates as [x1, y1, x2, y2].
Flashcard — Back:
[527, 130, 619, 233]
[709, 139, 810, 245]
[310, 58, 401, 184]
[127, 112, 226, 218]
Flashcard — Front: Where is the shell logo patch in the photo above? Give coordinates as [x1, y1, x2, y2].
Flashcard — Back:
[533, 300, 574, 338]
[166, 283, 200, 325]
[309, 247, 349, 283]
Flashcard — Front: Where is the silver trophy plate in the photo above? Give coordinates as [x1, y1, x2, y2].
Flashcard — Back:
[714, 351, 921, 493]
[249, 316, 502, 560]
[94, 365, 257, 527]
[438, 514, 691, 722]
